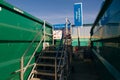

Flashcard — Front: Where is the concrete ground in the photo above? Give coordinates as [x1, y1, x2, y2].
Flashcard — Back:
[68, 53, 101, 80]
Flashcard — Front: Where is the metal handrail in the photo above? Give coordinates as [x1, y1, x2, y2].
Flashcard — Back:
[27, 20, 53, 80]
[54, 18, 71, 80]
[20, 34, 44, 80]
[12, 20, 53, 80]
[57, 37, 67, 72]
[55, 32, 64, 80]
[27, 50, 45, 80]
[26, 20, 53, 80]
[19, 21, 44, 80]
[45, 32, 53, 36]
[15, 63, 35, 73]
[55, 26, 70, 80]
[23, 36, 44, 72]
[22, 27, 43, 57]
[14, 27, 43, 73]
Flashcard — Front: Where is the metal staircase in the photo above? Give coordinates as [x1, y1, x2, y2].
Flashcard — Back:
[28, 45, 68, 80]
[28, 18, 72, 80]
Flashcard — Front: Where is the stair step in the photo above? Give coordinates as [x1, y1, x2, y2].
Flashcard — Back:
[44, 51, 63, 53]
[39, 56, 63, 59]
[36, 63, 63, 67]
[30, 78, 41, 80]
[30, 78, 48, 80]
[33, 70, 60, 77]
[36, 63, 55, 67]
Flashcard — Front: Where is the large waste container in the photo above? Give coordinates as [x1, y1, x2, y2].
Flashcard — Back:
[0, 1, 52, 80]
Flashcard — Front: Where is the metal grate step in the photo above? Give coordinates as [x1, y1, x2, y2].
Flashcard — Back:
[39, 56, 63, 60]
[44, 51, 63, 53]
[30, 78, 41, 80]
[33, 70, 60, 77]
[30, 78, 48, 80]
[36, 63, 55, 67]
[36, 63, 63, 67]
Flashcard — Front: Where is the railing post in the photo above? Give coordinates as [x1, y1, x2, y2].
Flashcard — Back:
[55, 58, 57, 80]
[44, 20, 46, 43]
[70, 23, 72, 35]
[77, 26, 80, 50]
[52, 25, 54, 45]
[43, 20, 46, 50]
[65, 18, 68, 35]
[20, 57, 24, 80]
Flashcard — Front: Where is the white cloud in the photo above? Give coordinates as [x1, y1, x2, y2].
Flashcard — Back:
[31, 11, 98, 24]
[35, 13, 74, 24]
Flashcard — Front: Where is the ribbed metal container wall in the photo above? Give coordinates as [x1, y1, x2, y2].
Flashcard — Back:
[0, 1, 52, 80]
[90, 0, 120, 79]
[72, 27, 91, 46]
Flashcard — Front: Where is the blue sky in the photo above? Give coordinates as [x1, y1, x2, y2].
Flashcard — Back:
[5, 0, 103, 25]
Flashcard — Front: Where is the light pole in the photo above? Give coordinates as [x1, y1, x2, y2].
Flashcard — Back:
[77, 26, 80, 50]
